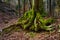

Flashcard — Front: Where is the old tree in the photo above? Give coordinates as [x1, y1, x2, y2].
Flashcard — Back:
[17, 0, 55, 31]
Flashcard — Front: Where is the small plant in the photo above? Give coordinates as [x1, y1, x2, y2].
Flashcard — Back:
[58, 24, 60, 32]
[25, 32, 35, 38]
[29, 32, 35, 38]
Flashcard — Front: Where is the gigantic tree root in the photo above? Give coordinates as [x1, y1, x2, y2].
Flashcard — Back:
[17, 9, 55, 31]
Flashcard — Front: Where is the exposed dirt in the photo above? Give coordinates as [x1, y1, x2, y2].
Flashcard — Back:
[0, 11, 18, 31]
[0, 10, 60, 40]
[0, 28, 60, 40]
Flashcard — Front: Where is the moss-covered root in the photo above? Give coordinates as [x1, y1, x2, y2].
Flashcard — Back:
[17, 11, 55, 31]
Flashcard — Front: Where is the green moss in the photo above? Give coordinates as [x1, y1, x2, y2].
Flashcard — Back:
[28, 32, 35, 38]
[17, 10, 55, 31]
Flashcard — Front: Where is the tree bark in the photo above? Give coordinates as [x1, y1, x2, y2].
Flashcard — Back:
[23, 0, 25, 13]
[18, 0, 20, 17]
[29, 0, 32, 8]
[34, 0, 40, 12]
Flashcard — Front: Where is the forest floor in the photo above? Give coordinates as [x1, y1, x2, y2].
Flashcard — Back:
[0, 10, 60, 40]
[0, 11, 18, 31]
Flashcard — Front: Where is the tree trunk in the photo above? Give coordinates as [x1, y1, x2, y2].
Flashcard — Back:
[34, 0, 39, 12]
[18, 0, 20, 17]
[23, 0, 25, 13]
[29, 0, 32, 9]
[18, 0, 54, 31]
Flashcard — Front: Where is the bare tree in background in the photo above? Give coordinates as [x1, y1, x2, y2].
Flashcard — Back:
[23, 0, 25, 13]
[18, 0, 20, 17]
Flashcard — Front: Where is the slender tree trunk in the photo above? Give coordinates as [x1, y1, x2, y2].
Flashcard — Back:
[18, 0, 20, 17]
[49, 0, 52, 16]
[23, 0, 25, 13]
